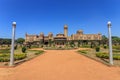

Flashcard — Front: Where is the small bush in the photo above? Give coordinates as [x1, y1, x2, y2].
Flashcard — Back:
[22, 46, 26, 53]
[103, 46, 107, 49]
[113, 46, 120, 50]
[14, 45, 17, 50]
[96, 46, 100, 52]
[0, 49, 10, 53]
[113, 50, 120, 53]
[78, 50, 87, 54]
[96, 52, 108, 59]
[96, 52, 120, 60]
[35, 50, 44, 55]
[0, 57, 9, 62]
[14, 53, 27, 60]
[0, 53, 27, 62]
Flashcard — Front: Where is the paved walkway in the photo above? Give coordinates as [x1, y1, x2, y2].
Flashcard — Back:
[0, 50, 120, 80]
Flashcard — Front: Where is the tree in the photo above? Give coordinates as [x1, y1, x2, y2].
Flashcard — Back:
[102, 35, 108, 46]
[70, 40, 75, 47]
[16, 38, 25, 44]
[112, 36, 120, 46]
[78, 40, 81, 47]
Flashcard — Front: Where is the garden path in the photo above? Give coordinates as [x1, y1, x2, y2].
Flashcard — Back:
[0, 50, 120, 80]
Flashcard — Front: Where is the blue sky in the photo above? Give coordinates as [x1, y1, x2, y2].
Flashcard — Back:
[0, 0, 120, 39]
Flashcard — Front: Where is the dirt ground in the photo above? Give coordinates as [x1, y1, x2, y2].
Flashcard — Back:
[0, 49, 120, 80]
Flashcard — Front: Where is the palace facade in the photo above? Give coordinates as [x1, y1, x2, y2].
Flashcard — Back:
[25, 25, 102, 47]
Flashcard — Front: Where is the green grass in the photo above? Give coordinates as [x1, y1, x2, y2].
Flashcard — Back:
[0, 49, 10, 54]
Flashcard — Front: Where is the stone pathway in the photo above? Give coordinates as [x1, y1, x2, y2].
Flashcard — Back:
[0, 50, 120, 80]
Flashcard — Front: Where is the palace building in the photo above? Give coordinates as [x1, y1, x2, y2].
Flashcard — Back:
[25, 25, 102, 47]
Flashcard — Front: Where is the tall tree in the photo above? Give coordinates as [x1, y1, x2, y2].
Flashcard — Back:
[102, 35, 108, 46]
[16, 38, 25, 44]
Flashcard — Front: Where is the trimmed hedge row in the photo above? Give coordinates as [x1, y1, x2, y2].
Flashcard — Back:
[35, 50, 44, 55]
[78, 50, 87, 54]
[0, 53, 27, 62]
[96, 52, 120, 60]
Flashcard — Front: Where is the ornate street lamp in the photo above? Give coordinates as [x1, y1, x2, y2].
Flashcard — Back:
[107, 21, 113, 65]
[9, 22, 16, 66]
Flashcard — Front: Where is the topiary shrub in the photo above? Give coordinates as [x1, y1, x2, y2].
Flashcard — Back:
[22, 46, 26, 53]
[103, 46, 107, 49]
[96, 46, 100, 52]
[14, 45, 17, 50]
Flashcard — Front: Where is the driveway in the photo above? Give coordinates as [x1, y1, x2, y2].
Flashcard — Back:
[0, 50, 120, 80]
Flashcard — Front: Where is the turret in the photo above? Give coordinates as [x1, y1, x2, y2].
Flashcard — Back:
[77, 30, 83, 35]
[64, 24, 68, 37]
[48, 32, 53, 40]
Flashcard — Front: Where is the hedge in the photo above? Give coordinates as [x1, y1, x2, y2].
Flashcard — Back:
[78, 50, 87, 54]
[35, 50, 44, 55]
[96, 52, 120, 60]
[0, 53, 27, 62]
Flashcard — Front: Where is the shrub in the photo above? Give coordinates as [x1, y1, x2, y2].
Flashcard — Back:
[103, 46, 107, 49]
[0, 57, 9, 62]
[0, 53, 27, 62]
[96, 52, 108, 59]
[113, 46, 120, 50]
[35, 50, 44, 55]
[113, 50, 120, 53]
[0, 49, 10, 53]
[14, 53, 27, 60]
[96, 52, 120, 60]
[14, 45, 17, 50]
[78, 50, 87, 54]
[22, 46, 26, 53]
[96, 46, 100, 52]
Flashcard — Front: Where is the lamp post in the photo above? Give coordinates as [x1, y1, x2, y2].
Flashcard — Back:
[107, 21, 113, 65]
[9, 22, 16, 66]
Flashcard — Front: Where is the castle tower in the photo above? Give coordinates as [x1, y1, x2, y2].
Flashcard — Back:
[77, 30, 83, 35]
[48, 32, 53, 40]
[64, 24, 68, 37]
[39, 32, 44, 40]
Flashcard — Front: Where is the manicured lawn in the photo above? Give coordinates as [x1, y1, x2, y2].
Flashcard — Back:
[77, 48, 120, 66]
[0, 47, 44, 66]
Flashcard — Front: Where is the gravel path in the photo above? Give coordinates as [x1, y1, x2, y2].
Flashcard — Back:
[0, 50, 120, 80]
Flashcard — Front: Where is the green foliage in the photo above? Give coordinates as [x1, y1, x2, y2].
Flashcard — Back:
[113, 50, 120, 53]
[70, 41, 75, 47]
[35, 50, 44, 55]
[0, 53, 27, 62]
[14, 45, 17, 50]
[113, 46, 120, 50]
[96, 52, 108, 58]
[82, 45, 90, 48]
[96, 46, 100, 52]
[22, 46, 26, 53]
[0, 49, 10, 53]
[78, 50, 87, 54]
[103, 46, 107, 49]
[31, 45, 39, 48]
[16, 38, 25, 44]
[96, 52, 120, 60]
[0, 38, 11, 45]
[14, 54, 27, 60]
